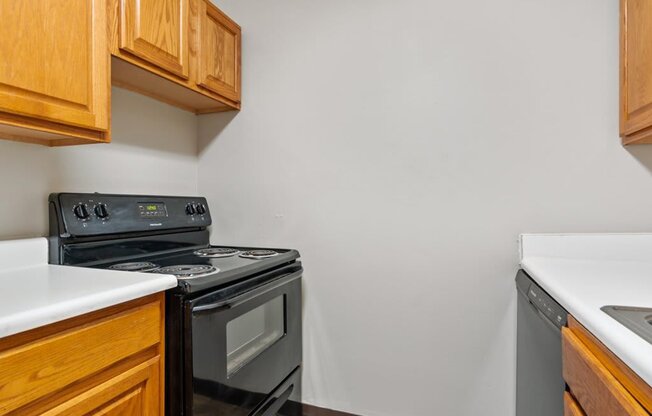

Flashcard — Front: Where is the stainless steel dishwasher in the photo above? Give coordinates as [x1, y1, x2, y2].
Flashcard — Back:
[515, 270, 568, 416]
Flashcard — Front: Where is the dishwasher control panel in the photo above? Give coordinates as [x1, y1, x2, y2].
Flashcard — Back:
[516, 270, 567, 329]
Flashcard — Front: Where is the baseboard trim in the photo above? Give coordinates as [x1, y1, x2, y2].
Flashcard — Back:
[302, 403, 360, 416]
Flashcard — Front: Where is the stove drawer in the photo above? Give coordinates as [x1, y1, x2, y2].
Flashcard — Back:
[0, 294, 164, 415]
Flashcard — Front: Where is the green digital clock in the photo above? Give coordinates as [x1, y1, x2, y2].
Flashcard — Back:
[138, 203, 167, 218]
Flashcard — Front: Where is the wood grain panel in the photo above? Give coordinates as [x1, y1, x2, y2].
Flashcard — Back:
[120, 0, 189, 78]
[0, 112, 109, 146]
[0, 300, 161, 414]
[564, 391, 587, 416]
[0, 0, 108, 132]
[568, 316, 652, 413]
[621, 0, 652, 143]
[196, 0, 241, 102]
[112, 57, 233, 113]
[40, 357, 160, 416]
[108, 0, 240, 112]
[622, 124, 652, 145]
[562, 326, 648, 416]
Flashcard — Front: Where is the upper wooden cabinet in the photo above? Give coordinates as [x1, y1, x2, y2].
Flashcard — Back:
[0, 0, 110, 146]
[197, 1, 241, 102]
[110, 0, 241, 113]
[119, 0, 190, 79]
[621, 0, 652, 144]
[0, 0, 240, 146]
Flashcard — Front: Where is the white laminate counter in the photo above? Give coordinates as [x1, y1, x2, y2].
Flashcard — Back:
[520, 233, 652, 388]
[0, 238, 177, 338]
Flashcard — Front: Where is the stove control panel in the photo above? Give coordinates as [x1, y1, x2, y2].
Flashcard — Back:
[50, 193, 212, 237]
[138, 202, 167, 218]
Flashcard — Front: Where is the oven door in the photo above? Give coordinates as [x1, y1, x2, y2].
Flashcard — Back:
[187, 267, 302, 416]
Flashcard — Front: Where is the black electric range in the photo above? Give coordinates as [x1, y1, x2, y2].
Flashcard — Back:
[48, 193, 303, 416]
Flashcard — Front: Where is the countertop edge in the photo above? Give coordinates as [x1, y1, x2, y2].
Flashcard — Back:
[0, 275, 177, 339]
[520, 256, 652, 389]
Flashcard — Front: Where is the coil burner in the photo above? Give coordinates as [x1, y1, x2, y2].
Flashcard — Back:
[156, 264, 218, 279]
[194, 247, 241, 258]
[239, 250, 279, 260]
[109, 262, 159, 272]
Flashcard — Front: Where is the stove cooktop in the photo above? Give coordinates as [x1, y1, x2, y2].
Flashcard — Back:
[95, 246, 300, 294]
[49, 193, 301, 295]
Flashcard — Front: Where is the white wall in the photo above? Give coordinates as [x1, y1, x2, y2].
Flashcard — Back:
[0, 87, 198, 238]
[199, 0, 652, 415]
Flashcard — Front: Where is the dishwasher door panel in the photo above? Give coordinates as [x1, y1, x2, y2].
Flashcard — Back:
[516, 291, 565, 416]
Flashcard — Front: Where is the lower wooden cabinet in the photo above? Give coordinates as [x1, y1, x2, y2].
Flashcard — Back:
[0, 293, 164, 415]
[562, 315, 652, 416]
[44, 358, 160, 416]
[564, 392, 586, 416]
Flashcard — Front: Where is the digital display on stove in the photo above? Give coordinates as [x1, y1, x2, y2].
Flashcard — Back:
[138, 202, 168, 218]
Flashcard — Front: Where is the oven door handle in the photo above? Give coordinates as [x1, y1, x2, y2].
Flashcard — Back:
[192, 270, 302, 314]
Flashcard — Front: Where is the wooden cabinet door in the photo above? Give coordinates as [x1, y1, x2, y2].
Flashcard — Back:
[0, 0, 108, 131]
[621, 0, 652, 144]
[42, 357, 161, 416]
[119, 0, 190, 79]
[0, 298, 162, 414]
[196, 0, 241, 103]
[562, 326, 648, 416]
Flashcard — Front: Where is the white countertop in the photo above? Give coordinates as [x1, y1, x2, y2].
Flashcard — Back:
[520, 233, 652, 388]
[0, 238, 177, 338]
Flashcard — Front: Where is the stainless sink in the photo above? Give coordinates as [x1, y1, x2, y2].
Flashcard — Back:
[601, 305, 652, 345]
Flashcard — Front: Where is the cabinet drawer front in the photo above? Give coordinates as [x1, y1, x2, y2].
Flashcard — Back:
[0, 301, 161, 414]
[562, 327, 647, 416]
[0, 0, 108, 131]
[564, 392, 587, 416]
[41, 356, 160, 416]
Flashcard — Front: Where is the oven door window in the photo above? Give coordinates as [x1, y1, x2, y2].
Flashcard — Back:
[226, 295, 286, 376]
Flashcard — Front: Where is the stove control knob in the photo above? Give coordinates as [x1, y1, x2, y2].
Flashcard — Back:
[195, 203, 207, 215]
[95, 203, 109, 219]
[73, 204, 90, 220]
[185, 203, 196, 215]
